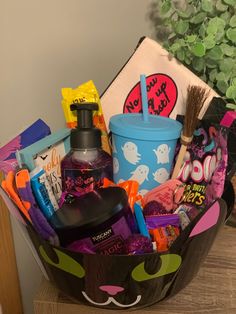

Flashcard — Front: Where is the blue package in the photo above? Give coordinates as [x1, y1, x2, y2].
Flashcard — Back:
[134, 203, 150, 238]
[30, 168, 56, 220]
[0, 119, 51, 174]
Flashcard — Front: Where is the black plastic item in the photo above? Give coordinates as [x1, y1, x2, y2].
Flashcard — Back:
[49, 187, 129, 246]
[27, 198, 227, 310]
[222, 180, 235, 220]
[70, 102, 101, 149]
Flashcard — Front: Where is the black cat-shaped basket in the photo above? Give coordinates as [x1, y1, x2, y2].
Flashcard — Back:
[20, 181, 232, 310]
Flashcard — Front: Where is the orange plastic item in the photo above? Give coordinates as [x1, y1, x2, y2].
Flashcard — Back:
[15, 168, 32, 211]
[102, 178, 142, 211]
[1, 171, 31, 222]
[150, 225, 180, 252]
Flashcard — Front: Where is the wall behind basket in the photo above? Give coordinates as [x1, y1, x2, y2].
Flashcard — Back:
[0, 1, 153, 313]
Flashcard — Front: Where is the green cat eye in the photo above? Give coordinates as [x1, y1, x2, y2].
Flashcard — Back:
[39, 245, 85, 278]
[131, 254, 182, 282]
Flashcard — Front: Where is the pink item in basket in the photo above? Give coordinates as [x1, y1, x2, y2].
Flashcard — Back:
[143, 179, 185, 212]
[189, 201, 220, 237]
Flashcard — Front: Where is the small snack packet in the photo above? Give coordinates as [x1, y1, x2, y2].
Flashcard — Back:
[177, 211, 190, 230]
[61, 80, 111, 155]
[149, 225, 180, 252]
[174, 203, 200, 230]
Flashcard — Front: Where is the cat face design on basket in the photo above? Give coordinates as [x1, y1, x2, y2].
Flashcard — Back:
[39, 245, 181, 308]
[39, 202, 221, 308]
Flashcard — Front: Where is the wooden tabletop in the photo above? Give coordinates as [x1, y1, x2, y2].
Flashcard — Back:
[34, 225, 236, 314]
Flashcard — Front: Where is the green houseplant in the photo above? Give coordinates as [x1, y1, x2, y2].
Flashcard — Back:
[149, 0, 236, 109]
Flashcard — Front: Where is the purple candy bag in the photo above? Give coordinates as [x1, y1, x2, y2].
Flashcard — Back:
[176, 119, 228, 210]
[205, 128, 228, 206]
[124, 234, 153, 255]
[143, 200, 169, 216]
[145, 214, 180, 230]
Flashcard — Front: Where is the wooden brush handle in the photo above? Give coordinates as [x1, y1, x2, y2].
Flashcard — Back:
[171, 144, 187, 179]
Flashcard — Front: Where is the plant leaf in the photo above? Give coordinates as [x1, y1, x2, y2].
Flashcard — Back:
[161, 0, 172, 15]
[220, 43, 235, 56]
[207, 46, 224, 60]
[192, 58, 205, 72]
[209, 69, 218, 82]
[170, 42, 181, 52]
[207, 81, 214, 88]
[226, 103, 236, 110]
[176, 48, 185, 61]
[185, 34, 197, 43]
[168, 32, 176, 40]
[226, 85, 236, 100]
[226, 28, 236, 42]
[192, 42, 206, 57]
[185, 56, 191, 65]
[232, 78, 236, 86]
[199, 24, 206, 38]
[207, 17, 226, 35]
[222, 0, 236, 6]
[217, 80, 228, 94]
[206, 58, 218, 68]
[203, 34, 216, 49]
[216, 0, 228, 11]
[206, 22, 218, 36]
[202, 0, 213, 12]
[220, 11, 231, 21]
[190, 12, 207, 24]
[232, 65, 236, 76]
[175, 20, 189, 35]
[229, 16, 236, 28]
[177, 4, 195, 18]
[175, 38, 186, 46]
[216, 30, 225, 42]
[219, 58, 235, 73]
[216, 72, 228, 82]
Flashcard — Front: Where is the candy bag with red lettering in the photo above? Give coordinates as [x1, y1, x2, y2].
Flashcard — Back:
[176, 119, 228, 211]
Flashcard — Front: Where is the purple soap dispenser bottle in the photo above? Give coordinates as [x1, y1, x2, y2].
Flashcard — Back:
[61, 103, 113, 196]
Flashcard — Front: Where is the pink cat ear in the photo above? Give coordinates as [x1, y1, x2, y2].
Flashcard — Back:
[189, 202, 220, 238]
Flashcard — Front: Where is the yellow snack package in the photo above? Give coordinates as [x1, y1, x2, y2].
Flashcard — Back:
[61, 80, 111, 155]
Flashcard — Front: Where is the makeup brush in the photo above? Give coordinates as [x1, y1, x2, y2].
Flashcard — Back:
[171, 85, 210, 179]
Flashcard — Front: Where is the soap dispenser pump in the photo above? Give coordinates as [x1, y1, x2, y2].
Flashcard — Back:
[61, 103, 113, 196]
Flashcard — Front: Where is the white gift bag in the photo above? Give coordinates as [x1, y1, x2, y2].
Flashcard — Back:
[101, 37, 218, 130]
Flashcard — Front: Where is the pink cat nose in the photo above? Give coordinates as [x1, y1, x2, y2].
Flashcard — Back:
[99, 285, 124, 296]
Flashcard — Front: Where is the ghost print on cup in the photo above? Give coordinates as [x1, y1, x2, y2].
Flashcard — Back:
[122, 142, 141, 165]
[128, 165, 149, 185]
[111, 135, 175, 191]
[153, 144, 171, 164]
[109, 113, 182, 192]
[138, 189, 149, 197]
[113, 157, 119, 174]
[153, 168, 170, 184]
